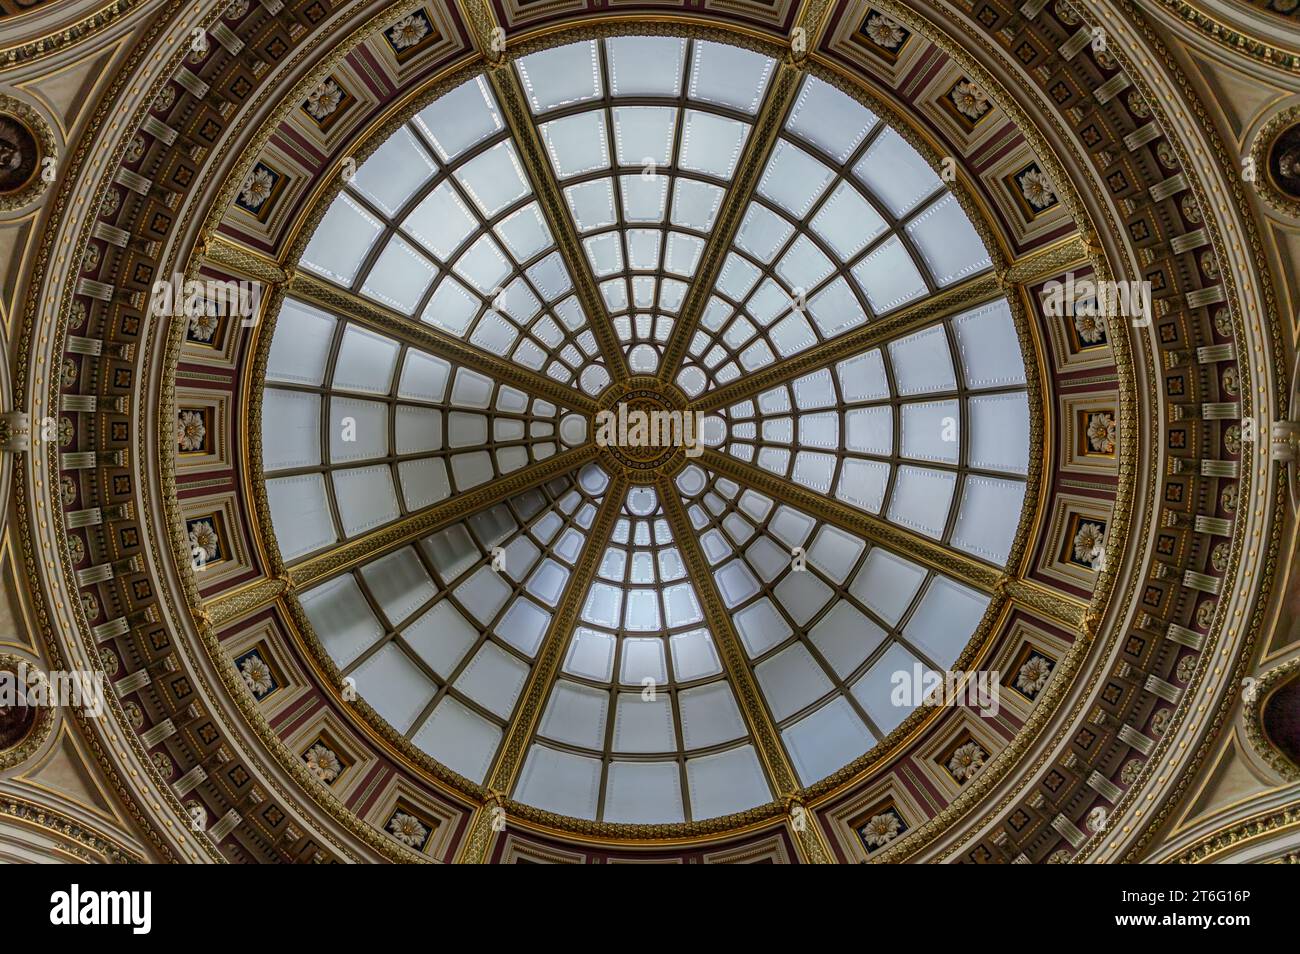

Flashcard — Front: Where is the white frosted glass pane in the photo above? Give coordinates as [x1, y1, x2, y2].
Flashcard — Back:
[415, 76, 502, 161]
[394, 405, 442, 455]
[514, 41, 602, 113]
[399, 458, 451, 510]
[495, 203, 551, 262]
[900, 399, 960, 464]
[565, 627, 615, 682]
[735, 203, 793, 263]
[852, 236, 926, 313]
[783, 697, 873, 785]
[612, 106, 675, 167]
[715, 560, 760, 607]
[300, 574, 381, 668]
[811, 182, 887, 260]
[352, 644, 434, 734]
[951, 299, 1026, 389]
[888, 325, 956, 395]
[267, 299, 335, 385]
[786, 75, 878, 162]
[302, 193, 382, 285]
[351, 126, 435, 216]
[678, 682, 746, 749]
[887, 465, 955, 539]
[360, 547, 434, 625]
[405, 601, 476, 678]
[604, 762, 683, 824]
[850, 548, 927, 625]
[906, 193, 990, 286]
[904, 577, 990, 668]
[845, 405, 892, 456]
[689, 40, 774, 113]
[582, 581, 623, 628]
[455, 232, 512, 295]
[262, 389, 320, 472]
[607, 36, 687, 96]
[951, 476, 1024, 565]
[755, 643, 834, 721]
[454, 642, 529, 719]
[398, 349, 451, 402]
[405, 182, 477, 261]
[620, 637, 667, 685]
[540, 111, 609, 178]
[679, 110, 748, 178]
[421, 277, 479, 336]
[565, 179, 616, 232]
[836, 458, 890, 513]
[669, 628, 721, 680]
[759, 140, 834, 216]
[807, 526, 866, 584]
[515, 745, 602, 819]
[620, 174, 669, 224]
[810, 602, 887, 678]
[455, 565, 511, 625]
[772, 569, 833, 625]
[854, 127, 941, 217]
[852, 643, 929, 735]
[362, 236, 437, 312]
[662, 582, 703, 627]
[413, 696, 501, 784]
[496, 598, 551, 657]
[670, 179, 723, 230]
[333, 325, 400, 394]
[267, 474, 335, 560]
[968, 392, 1030, 474]
[540, 680, 608, 749]
[734, 598, 791, 658]
[613, 692, 675, 753]
[333, 465, 399, 536]
[837, 349, 889, 401]
[454, 141, 530, 216]
[686, 746, 770, 819]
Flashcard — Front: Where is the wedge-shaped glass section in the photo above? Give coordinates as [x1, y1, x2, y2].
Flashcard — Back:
[676, 466, 993, 785]
[299, 466, 612, 784]
[263, 298, 585, 559]
[709, 300, 1028, 566]
[514, 484, 773, 822]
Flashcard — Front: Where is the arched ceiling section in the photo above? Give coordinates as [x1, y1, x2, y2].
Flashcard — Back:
[4, 0, 1287, 865]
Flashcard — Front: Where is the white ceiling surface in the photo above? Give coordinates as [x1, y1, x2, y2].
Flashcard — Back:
[270, 37, 1030, 823]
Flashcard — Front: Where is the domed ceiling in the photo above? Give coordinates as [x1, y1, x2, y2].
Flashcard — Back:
[257, 37, 1032, 823]
[2, 0, 1296, 865]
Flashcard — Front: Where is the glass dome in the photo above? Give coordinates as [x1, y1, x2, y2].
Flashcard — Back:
[260, 35, 1030, 823]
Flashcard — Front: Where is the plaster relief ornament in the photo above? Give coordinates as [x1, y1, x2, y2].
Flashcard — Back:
[388, 812, 429, 848]
[864, 13, 906, 49]
[950, 81, 989, 120]
[388, 14, 429, 50]
[305, 79, 344, 121]
[0, 115, 38, 194]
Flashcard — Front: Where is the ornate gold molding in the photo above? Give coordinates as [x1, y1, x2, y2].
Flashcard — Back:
[459, 478, 629, 862]
[657, 61, 803, 384]
[286, 443, 599, 590]
[698, 449, 1087, 630]
[288, 269, 599, 415]
[485, 64, 629, 383]
[659, 476, 798, 798]
[690, 271, 1003, 413]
